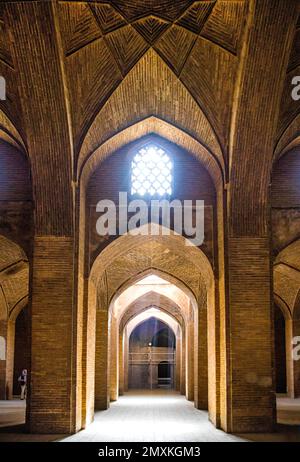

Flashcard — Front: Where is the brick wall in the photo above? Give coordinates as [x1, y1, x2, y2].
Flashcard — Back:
[28, 237, 74, 434]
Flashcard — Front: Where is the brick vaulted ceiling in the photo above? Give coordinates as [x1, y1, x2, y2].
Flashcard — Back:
[0, 1, 299, 154]
[1, 1, 248, 164]
[0, 1, 299, 236]
[1, 1, 299, 162]
[58, 0, 248, 163]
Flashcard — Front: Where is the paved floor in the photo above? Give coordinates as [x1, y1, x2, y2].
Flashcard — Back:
[62, 391, 244, 443]
[1, 391, 300, 442]
[0, 400, 26, 428]
[0, 400, 63, 442]
[277, 397, 300, 425]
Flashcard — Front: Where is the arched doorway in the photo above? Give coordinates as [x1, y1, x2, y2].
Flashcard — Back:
[117, 287, 185, 397]
[83, 227, 215, 430]
[128, 316, 175, 390]
[272, 143, 300, 428]
[0, 138, 32, 405]
[0, 235, 29, 401]
[77, 124, 222, 431]
[157, 362, 173, 389]
[13, 305, 30, 397]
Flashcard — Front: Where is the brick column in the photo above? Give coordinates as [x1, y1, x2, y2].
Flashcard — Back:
[285, 319, 294, 398]
[95, 310, 109, 409]
[84, 282, 96, 426]
[110, 315, 118, 401]
[175, 334, 181, 392]
[7, 1, 77, 433]
[28, 237, 74, 434]
[180, 326, 186, 395]
[226, 237, 275, 433]
[194, 297, 208, 410]
[186, 310, 194, 401]
[119, 330, 124, 396]
[224, 0, 298, 434]
[124, 326, 129, 392]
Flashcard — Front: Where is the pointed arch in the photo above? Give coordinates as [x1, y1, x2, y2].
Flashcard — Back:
[78, 49, 224, 180]
[90, 225, 214, 295]
[79, 117, 224, 193]
[0, 108, 26, 152]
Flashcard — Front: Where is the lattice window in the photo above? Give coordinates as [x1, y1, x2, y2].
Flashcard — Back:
[131, 145, 172, 196]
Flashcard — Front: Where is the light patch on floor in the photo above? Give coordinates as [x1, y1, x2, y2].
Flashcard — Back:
[61, 391, 245, 443]
[1, 393, 300, 442]
[277, 397, 300, 425]
[0, 400, 26, 428]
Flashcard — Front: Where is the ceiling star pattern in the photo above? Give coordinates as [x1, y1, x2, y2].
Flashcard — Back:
[55, 1, 249, 158]
[109, 0, 195, 22]
[0, 0, 297, 241]
[59, 2, 102, 56]
[132, 16, 169, 45]
[177, 1, 215, 34]
[1, 0, 298, 171]
[90, 3, 127, 34]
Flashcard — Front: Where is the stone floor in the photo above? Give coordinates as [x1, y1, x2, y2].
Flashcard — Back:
[0, 391, 300, 442]
[62, 390, 244, 443]
[0, 400, 63, 442]
[277, 396, 300, 425]
[0, 400, 26, 429]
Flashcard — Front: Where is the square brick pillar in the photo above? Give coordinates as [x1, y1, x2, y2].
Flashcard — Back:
[124, 326, 129, 392]
[84, 283, 96, 426]
[110, 315, 118, 401]
[180, 328, 186, 395]
[225, 237, 275, 433]
[186, 309, 194, 401]
[95, 310, 109, 410]
[194, 297, 208, 410]
[119, 331, 124, 396]
[28, 237, 75, 434]
[175, 335, 181, 392]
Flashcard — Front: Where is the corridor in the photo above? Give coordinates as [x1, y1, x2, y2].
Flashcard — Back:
[1, 394, 300, 442]
[61, 391, 244, 443]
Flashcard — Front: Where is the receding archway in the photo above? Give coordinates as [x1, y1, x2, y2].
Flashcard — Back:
[81, 226, 215, 430]
[127, 313, 177, 390]
[0, 235, 29, 400]
[76, 122, 222, 431]
[117, 289, 185, 396]
[120, 304, 182, 395]
[273, 239, 300, 399]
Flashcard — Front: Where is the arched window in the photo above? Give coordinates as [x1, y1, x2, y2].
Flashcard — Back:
[131, 144, 172, 197]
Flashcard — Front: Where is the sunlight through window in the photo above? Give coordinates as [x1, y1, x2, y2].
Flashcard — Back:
[131, 145, 172, 197]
